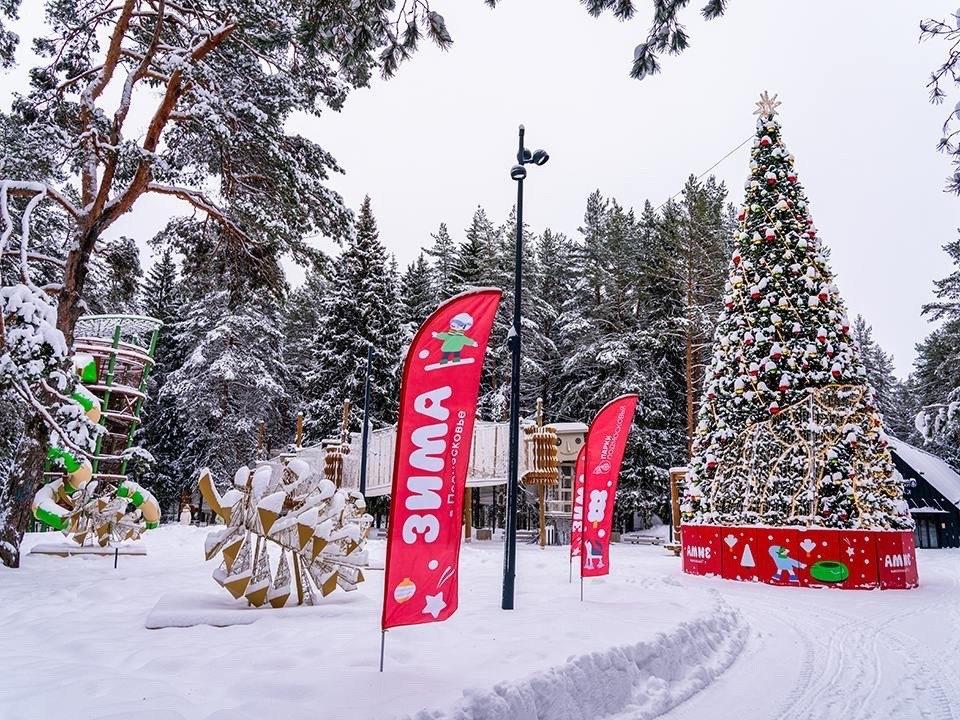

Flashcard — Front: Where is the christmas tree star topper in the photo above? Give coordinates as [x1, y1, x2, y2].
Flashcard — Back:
[753, 91, 781, 118]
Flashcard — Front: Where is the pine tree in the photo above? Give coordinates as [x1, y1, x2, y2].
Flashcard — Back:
[424, 223, 460, 302]
[142, 220, 292, 509]
[526, 229, 574, 413]
[283, 263, 329, 406]
[913, 233, 960, 461]
[400, 253, 437, 332]
[136, 243, 184, 511]
[851, 316, 898, 417]
[686, 95, 912, 531]
[142, 246, 181, 329]
[85, 236, 143, 315]
[457, 207, 498, 289]
[477, 207, 537, 422]
[303, 196, 403, 439]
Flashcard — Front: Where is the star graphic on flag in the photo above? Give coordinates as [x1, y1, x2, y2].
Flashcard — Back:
[422, 592, 447, 619]
[846, 545, 856, 559]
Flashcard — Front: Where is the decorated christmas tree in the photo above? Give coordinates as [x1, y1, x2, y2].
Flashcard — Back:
[684, 93, 912, 532]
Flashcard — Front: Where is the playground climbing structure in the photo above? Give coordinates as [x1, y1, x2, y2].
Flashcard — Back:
[32, 315, 162, 545]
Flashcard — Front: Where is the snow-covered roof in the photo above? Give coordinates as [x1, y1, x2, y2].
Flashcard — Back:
[909, 506, 951, 515]
[549, 422, 588, 434]
[889, 437, 960, 509]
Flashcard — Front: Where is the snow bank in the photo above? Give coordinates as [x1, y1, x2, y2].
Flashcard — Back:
[408, 601, 745, 720]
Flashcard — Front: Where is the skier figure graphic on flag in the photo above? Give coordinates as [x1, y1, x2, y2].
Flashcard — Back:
[426, 312, 478, 371]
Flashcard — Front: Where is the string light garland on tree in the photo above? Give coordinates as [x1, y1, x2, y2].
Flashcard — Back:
[684, 93, 913, 532]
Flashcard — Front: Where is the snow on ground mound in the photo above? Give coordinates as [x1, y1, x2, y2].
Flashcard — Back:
[411, 601, 745, 720]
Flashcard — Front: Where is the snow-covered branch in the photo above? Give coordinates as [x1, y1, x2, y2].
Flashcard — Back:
[145, 182, 245, 238]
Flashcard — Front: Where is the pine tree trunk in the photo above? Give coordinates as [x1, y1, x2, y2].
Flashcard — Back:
[0, 411, 49, 568]
[57, 224, 100, 346]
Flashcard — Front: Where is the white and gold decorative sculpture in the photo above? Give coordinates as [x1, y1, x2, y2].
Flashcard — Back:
[199, 449, 373, 608]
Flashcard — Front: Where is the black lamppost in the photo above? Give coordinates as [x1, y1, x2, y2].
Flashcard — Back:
[501, 124, 549, 611]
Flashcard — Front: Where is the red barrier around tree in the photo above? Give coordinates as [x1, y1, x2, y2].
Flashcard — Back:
[681, 524, 918, 590]
[680, 524, 723, 577]
[876, 531, 919, 590]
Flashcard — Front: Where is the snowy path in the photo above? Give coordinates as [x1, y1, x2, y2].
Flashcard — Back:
[656, 550, 960, 720]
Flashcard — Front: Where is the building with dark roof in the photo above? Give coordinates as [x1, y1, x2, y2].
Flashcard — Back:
[889, 438, 960, 549]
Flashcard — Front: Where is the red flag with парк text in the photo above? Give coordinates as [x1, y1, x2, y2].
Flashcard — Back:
[569, 446, 586, 559]
[580, 394, 638, 578]
[381, 288, 501, 630]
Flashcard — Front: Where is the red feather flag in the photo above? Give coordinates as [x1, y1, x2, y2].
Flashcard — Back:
[580, 394, 639, 578]
[381, 289, 501, 630]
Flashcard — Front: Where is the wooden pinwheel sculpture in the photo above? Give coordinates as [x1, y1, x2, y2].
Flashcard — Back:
[199, 452, 372, 608]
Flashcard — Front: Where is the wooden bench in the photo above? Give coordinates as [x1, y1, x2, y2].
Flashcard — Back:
[621, 534, 664, 546]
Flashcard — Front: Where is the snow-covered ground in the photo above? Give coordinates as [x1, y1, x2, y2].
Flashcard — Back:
[1, 527, 957, 720]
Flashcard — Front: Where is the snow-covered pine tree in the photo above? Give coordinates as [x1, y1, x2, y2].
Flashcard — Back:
[303, 196, 403, 440]
[424, 223, 460, 303]
[913, 233, 960, 462]
[850, 316, 898, 417]
[85, 237, 143, 315]
[141, 245, 181, 332]
[283, 263, 328, 406]
[136, 242, 183, 512]
[477, 207, 538, 422]
[457, 206, 498, 289]
[685, 94, 912, 531]
[400, 253, 438, 334]
[554, 195, 679, 528]
[557, 197, 645, 417]
[450, 206, 505, 422]
[849, 316, 918, 445]
[148, 219, 292, 509]
[526, 229, 574, 414]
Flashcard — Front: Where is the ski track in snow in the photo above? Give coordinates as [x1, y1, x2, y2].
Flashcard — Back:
[658, 553, 960, 720]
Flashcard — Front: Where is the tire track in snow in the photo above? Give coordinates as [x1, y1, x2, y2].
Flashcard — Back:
[660, 553, 960, 720]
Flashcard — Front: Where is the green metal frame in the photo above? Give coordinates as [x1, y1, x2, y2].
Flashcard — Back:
[119, 326, 160, 475]
[90, 324, 122, 475]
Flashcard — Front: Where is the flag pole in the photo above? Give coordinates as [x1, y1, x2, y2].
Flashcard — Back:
[379, 630, 386, 672]
[579, 440, 588, 601]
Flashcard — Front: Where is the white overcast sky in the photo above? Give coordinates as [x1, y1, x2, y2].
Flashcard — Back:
[3, 1, 958, 377]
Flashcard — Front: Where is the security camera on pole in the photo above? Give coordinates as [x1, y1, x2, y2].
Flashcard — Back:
[501, 125, 549, 611]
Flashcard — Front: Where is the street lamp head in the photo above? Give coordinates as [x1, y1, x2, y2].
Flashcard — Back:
[510, 164, 527, 181]
[518, 148, 532, 164]
[531, 149, 549, 166]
